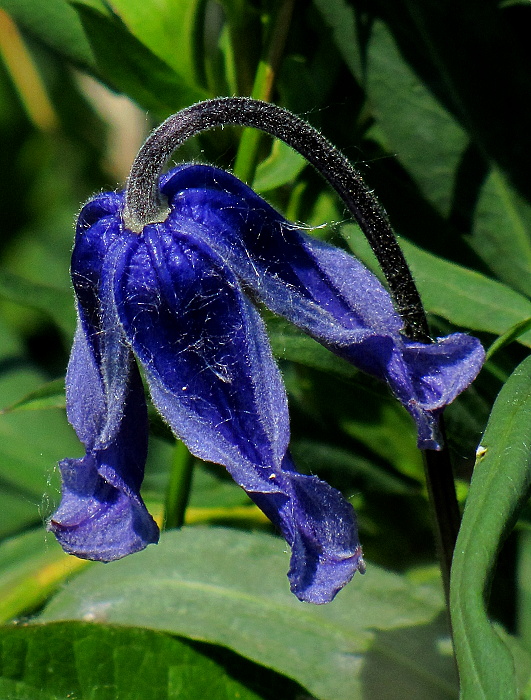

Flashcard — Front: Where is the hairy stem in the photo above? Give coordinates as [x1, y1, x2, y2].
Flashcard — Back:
[125, 97, 430, 342]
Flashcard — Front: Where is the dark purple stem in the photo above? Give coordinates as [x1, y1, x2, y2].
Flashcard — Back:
[124, 97, 430, 343]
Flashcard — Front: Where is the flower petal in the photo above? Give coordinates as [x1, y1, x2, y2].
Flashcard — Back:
[161, 164, 485, 448]
[115, 222, 290, 486]
[115, 222, 363, 600]
[251, 454, 364, 604]
[48, 212, 159, 560]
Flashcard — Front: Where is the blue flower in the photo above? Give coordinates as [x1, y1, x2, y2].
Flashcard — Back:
[48, 163, 484, 603]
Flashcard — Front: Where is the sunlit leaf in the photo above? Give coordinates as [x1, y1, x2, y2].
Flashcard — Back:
[106, 0, 207, 86]
[0, 0, 94, 67]
[40, 527, 457, 700]
[71, 3, 208, 119]
[253, 139, 306, 193]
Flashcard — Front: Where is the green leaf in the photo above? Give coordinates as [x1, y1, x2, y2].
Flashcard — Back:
[486, 318, 531, 361]
[343, 226, 531, 346]
[0, 528, 90, 624]
[470, 167, 531, 298]
[0, 0, 94, 67]
[313, 0, 363, 83]
[0, 332, 80, 538]
[517, 530, 531, 655]
[291, 439, 414, 495]
[40, 527, 458, 700]
[71, 3, 208, 119]
[0, 378, 65, 414]
[0, 621, 269, 699]
[106, 0, 206, 85]
[450, 355, 531, 699]
[253, 139, 307, 193]
[266, 315, 359, 378]
[366, 21, 469, 217]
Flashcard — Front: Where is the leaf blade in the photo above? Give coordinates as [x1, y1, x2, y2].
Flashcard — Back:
[39, 527, 457, 700]
[343, 227, 531, 346]
[450, 355, 531, 699]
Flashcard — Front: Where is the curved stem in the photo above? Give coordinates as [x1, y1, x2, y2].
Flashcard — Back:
[124, 97, 430, 342]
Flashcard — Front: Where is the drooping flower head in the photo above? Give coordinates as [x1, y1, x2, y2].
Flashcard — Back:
[48, 98, 484, 604]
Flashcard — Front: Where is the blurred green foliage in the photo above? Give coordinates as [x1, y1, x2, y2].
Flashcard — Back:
[0, 0, 530, 697]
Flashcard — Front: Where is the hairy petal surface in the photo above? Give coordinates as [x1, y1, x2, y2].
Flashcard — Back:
[115, 223, 363, 602]
[251, 454, 364, 603]
[48, 211, 159, 561]
[162, 164, 485, 448]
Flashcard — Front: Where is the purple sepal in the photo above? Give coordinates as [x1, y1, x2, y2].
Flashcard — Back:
[251, 454, 364, 603]
[162, 164, 485, 449]
[50, 162, 485, 603]
[48, 216, 159, 560]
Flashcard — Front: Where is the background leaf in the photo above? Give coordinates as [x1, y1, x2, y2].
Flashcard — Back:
[343, 226, 531, 346]
[470, 167, 531, 298]
[106, 0, 206, 86]
[71, 3, 208, 119]
[365, 20, 468, 217]
[40, 527, 457, 700]
[0, 0, 94, 67]
[0, 621, 288, 700]
[450, 355, 531, 699]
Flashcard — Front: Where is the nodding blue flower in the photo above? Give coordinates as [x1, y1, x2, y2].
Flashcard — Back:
[48, 163, 484, 604]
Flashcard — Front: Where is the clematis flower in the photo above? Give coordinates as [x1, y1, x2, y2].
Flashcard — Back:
[48, 162, 484, 604]
[48, 98, 484, 604]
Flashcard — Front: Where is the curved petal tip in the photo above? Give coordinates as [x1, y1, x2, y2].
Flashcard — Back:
[48, 455, 159, 562]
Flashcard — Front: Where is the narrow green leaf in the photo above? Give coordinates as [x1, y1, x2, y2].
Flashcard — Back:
[343, 226, 531, 346]
[253, 139, 306, 193]
[0, 0, 94, 67]
[106, 0, 206, 83]
[450, 355, 531, 699]
[470, 167, 531, 298]
[313, 0, 363, 83]
[0, 378, 65, 414]
[40, 527, 457, 700]
[486, 318, 531, 361]
[71, 3, 208, 119]
[366, 21, 468, 217]
[0, 622, 268, 700]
